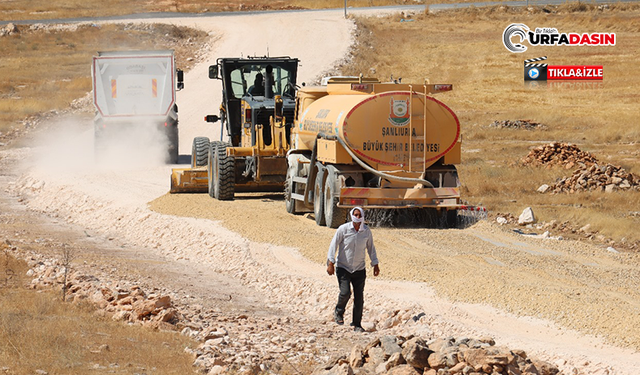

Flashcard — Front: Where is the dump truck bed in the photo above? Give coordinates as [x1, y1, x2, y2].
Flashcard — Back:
[92, 50, 176, 119]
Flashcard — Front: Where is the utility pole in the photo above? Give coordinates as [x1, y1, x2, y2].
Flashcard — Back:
[344, 0, 347, 18]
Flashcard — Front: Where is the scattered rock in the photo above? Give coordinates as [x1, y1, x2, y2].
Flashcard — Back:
[547, 163, 639, 194]
[401, 337, 432, 369]
[386, 364, 421, 374]
[327, 334, 560, 375]
[489, 119, 546, 130]
[537, 184, 550, 193]
[381, 335, 402, 359]
[361, 321, 376, 332]
[0, 23, 19, 37]
[348, 344, 365, 368]
[518, 207, 536, 225]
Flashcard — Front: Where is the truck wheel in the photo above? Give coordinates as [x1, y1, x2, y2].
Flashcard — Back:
[191, 136, 210, 167]
[284, 158, 300, 214]
[214, 142, 235, 200]
[314, 166, 326, 226]
[324, 166, 347, 229]
[167, 124, 179, 164]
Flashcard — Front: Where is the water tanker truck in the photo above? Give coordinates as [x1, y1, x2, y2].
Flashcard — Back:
[285, 77, 463, 228]
[92, 50, 184, 163]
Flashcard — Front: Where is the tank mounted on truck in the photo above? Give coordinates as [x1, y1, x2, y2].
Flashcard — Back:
[284, 76, 463, 228]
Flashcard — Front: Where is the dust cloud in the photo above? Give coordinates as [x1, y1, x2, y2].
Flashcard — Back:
[30, 116, 171, 177]
[93, 119, 171, 169]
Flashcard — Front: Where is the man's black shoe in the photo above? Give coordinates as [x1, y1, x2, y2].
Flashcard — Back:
[334, 311, 344, 325]
[353, 326, 365, 333]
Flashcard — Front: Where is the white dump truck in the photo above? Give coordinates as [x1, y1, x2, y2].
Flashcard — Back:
[91, 50, 184, 163]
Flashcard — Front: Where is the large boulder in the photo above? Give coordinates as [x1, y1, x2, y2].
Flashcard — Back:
[401, 337, 432, 369]
[380, 336, 402, 360]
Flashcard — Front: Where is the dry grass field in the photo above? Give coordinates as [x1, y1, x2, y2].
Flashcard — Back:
[341, 3, 640, 247]
[0, 248, 196, 374]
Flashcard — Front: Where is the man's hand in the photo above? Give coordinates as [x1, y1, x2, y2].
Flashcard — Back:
[373, 264, 380, 277]
[327, 262, 335, 276]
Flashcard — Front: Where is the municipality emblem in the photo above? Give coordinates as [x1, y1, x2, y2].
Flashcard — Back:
[389, 97, 410, 126]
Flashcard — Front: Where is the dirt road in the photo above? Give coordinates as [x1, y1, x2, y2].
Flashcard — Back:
[2, 7, 640, 375]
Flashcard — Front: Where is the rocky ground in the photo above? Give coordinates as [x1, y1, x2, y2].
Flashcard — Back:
[0, 185, 562, 375]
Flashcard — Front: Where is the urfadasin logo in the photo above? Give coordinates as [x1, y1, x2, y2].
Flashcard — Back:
[503, 23, 616, 53]
[503, 23, 530, 53]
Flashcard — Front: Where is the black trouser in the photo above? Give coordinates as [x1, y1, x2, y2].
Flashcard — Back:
[335, 267, 366, 327]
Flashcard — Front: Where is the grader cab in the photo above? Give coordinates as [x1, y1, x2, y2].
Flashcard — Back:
[170, 56, 299, 198]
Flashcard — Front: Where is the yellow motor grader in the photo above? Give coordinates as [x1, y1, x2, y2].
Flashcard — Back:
[170, 56, 299, 198]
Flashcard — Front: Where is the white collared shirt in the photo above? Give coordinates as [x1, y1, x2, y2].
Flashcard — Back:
[327, 222, 379, 273]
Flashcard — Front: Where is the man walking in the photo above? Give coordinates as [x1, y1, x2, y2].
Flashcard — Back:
[327, 207, 380, 332]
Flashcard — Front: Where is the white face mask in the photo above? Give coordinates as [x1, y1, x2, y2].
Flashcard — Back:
[350, 207, 364, 223]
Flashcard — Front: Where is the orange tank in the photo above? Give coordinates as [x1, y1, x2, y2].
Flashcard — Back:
[292, 81, 460, 174]
[285, 78, 463, 228]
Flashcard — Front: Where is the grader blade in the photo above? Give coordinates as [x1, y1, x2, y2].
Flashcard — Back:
[169, 168, 209, 193]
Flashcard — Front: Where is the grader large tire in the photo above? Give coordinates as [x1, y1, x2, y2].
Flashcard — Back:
[207, 141, 228, 198]
[324, 166, 348, 229]
[213, 142, 235, 200]
[191, 136, 210, 167]
[284, 158, 300, 214]
[314, 165, 326, 226]
[207, 142, 221, 198]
